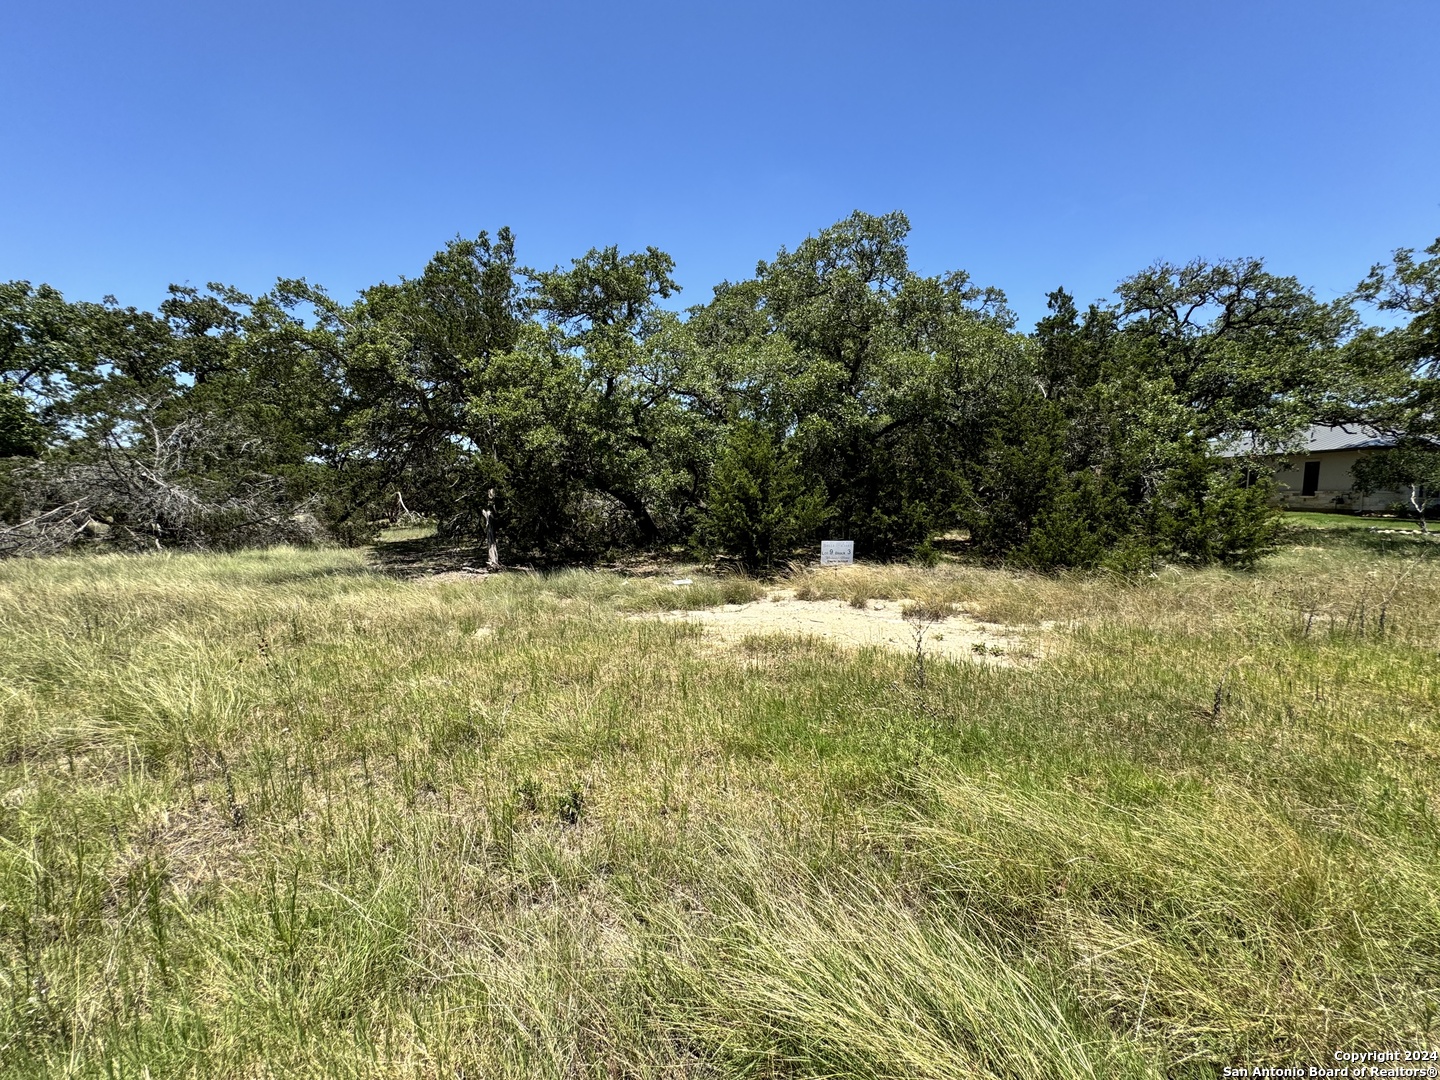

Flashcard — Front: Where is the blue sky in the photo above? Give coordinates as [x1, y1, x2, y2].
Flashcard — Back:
[3, 0, 1437, 329]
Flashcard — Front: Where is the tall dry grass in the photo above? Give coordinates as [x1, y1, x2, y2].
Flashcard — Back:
[0, 526, 1436, 1076]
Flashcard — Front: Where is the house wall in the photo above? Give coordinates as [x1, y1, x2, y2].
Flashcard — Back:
[1271, 449, 1404, 512]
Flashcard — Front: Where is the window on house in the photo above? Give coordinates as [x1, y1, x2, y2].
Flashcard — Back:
[1302, 461, 1321, 497]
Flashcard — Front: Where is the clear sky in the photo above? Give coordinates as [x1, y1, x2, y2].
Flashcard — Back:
[3, 0, 1438, 329]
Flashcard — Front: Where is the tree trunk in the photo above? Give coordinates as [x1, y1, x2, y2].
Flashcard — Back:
[483, 487, 501, 569]
[1410, 485, 1430, 534]
[602, 485, 660, 544]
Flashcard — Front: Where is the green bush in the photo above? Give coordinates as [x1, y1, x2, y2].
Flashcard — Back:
[963, 399, 1133, 569]
[701, 422, 829, 574]
[1015, 470, 1135, 570]
[909, 539, 942, 567]
[963, 402, 1279, 571]
[961, 399, 1070, 559]
[0, 387, 43, 460]
[1351, 442, 1440, 527]
[0, 460, 24, 525]
[1151, 447, 1282, 568]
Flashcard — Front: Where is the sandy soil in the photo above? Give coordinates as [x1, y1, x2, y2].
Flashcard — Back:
[645, 590, 1033, 666]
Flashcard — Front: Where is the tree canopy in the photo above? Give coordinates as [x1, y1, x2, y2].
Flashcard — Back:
[3, 212, 1430, 566]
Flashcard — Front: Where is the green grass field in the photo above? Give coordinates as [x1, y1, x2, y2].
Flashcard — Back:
[1, 523, 1438, 1077]
[1281, 509, 1425, 531]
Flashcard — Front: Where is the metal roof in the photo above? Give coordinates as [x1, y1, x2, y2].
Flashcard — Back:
[1218, 424, 1399, 456]
[1294, 424, 1397, 452]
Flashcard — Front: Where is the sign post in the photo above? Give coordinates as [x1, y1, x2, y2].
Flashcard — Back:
[820, 540, 854, 566]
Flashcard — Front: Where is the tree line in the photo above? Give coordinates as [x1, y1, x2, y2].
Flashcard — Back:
[2, 212, 1437, 567]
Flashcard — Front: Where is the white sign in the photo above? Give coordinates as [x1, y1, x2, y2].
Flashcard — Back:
[820, 540, 854, 566]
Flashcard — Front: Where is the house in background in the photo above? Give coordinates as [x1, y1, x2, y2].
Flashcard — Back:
[1224, 424, 1405, 513]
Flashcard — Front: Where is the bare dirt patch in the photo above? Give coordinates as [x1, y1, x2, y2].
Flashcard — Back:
[643, 590, 1034, 665]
